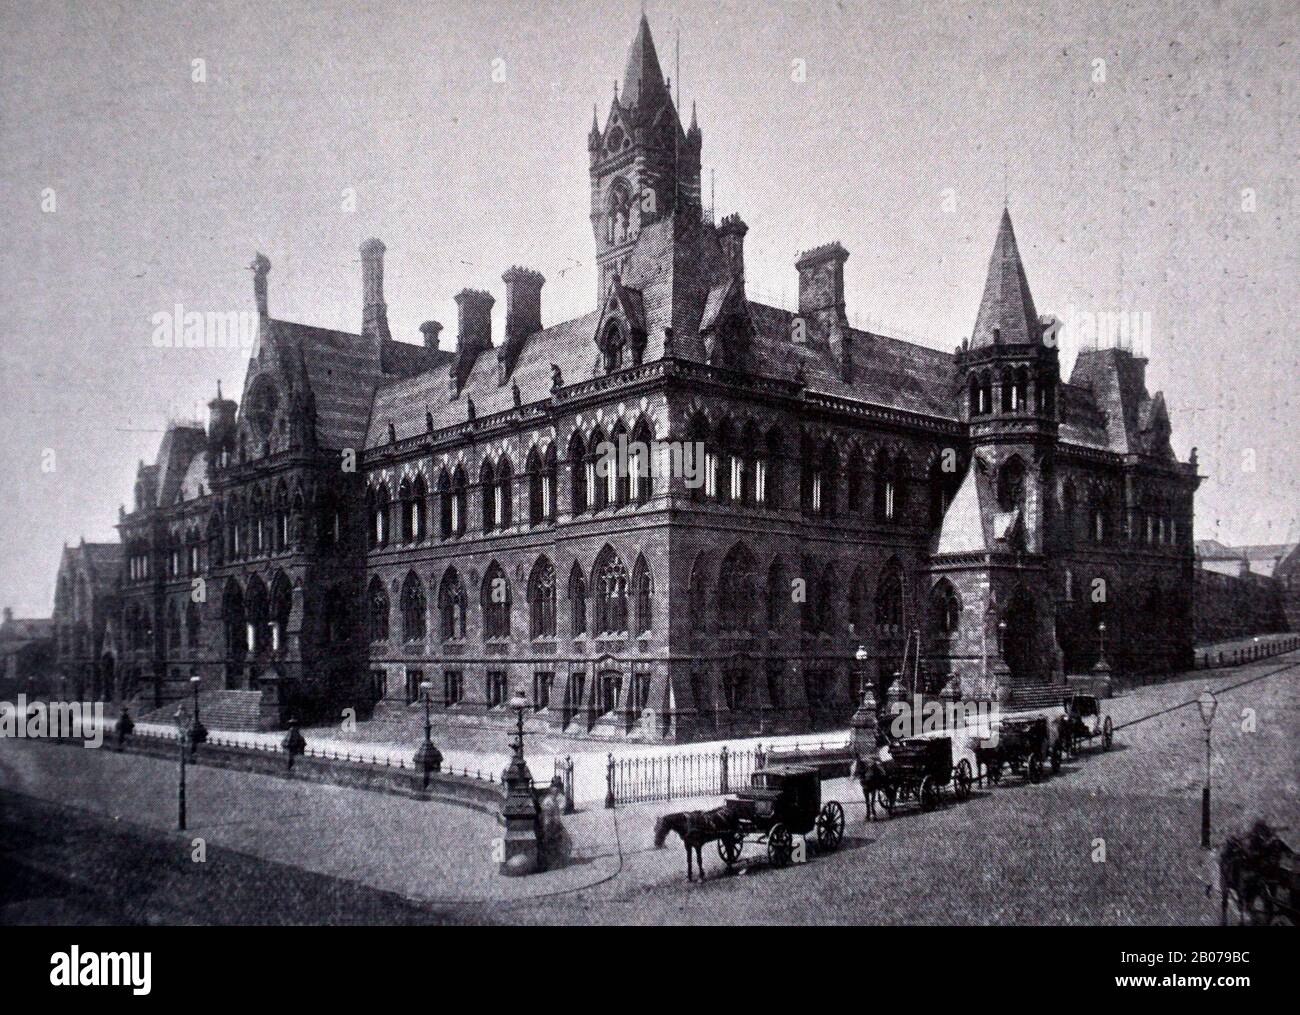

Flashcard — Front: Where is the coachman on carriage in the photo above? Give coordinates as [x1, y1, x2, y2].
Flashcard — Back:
[973, 715, 1060, 786]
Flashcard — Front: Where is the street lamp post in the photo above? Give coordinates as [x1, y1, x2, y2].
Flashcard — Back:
[1197, 689, 1218, 848]
[499, 690, 540, 876]
[175, 705, 188, 831]
[188, 675, 207, 758]
[850, 645, 877, 755]
[413, 680, 442, 789]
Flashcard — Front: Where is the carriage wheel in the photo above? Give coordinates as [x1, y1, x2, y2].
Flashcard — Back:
[767, 824, 794, 868]
[717, 832, 743, 867]
[1102, 717, 1114, 751]
[1027, 753, 1043, 784]
[954, 759, 973, 800]
[920, 775, 940, 810]
[816, 802, 846, 851]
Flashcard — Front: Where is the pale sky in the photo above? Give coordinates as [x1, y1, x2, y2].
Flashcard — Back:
[1, 0, 1296, 616]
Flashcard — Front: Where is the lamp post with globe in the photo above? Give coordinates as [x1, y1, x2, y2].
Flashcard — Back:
[1197, 689, 1218, 848]
[499, 690, 540, 876]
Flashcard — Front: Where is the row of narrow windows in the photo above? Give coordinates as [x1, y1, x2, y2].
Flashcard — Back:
[967, 368, 1056, 417]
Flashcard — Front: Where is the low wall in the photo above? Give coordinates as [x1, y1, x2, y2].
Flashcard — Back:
[45, 728, 506, 816]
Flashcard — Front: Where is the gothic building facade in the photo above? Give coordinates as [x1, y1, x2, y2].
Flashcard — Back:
[101, 16, 1198, 739]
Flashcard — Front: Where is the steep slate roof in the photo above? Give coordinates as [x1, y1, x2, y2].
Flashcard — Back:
[365, 312, 603, 449]
[153, 424, 206, 506]
[970, 208, 1040, 347]
[622, 14, 668, 109]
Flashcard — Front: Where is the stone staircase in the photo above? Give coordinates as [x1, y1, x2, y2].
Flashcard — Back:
[138, 690, 266, 732]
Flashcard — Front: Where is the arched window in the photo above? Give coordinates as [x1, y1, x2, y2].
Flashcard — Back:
[979, 371, 993, 415]
[892, 453, 910, 522]
[1013, 366, 1029, 413]
[527, 449, 545, 525]
[401, 572, 426, 643]
[496, 457, 513, 528]
[968, 373, 981, 416]
[800, 433, 820, 514]
[568, 432, 587, 514]
[800, 556, 820, 635]
[451, 467, 468, 536]
[718, 543, 756, 634]
[186, 601, 201, 647]
[820, 442, 839, 517]
[567, 564, 587, 637]
[373, 485, 390, 547]
[848, 568, 867, 638]
[323, 585, 348, 644]
[609, 424, 630, 506]
[246, 575, 269, 655]
[875, 561, 904, 640]
[528, 557, 557, 639]
[929, 455, 957, 529]
[437, 469, 452, 539]
[873, 450, 894, 522]
[269, 573, 291, 652]
[589, 427, 609, 511]
[223, 581, 244, 662]
[367, 577, 390, 643]
[633, 555, 653, 635]
[438, 568, 466, 641]
[765, 428, 783, 508]
[931, 580, 961, 637]
[686, 417, 710, 503]
[766, 557, 784, 631]
[1000, 366, 1015, 413]
[480, 460, 497, 532]
[846, 449, 865, 512]
[997, 455, 1025, 513]
[398, 477, 414, 544]
[1062, 480, 1078, 547]
[482, 562, 511, 639]
[207, 513, 224, 566]
[412, 475, 427, 542]
[593, 548, 629, 635]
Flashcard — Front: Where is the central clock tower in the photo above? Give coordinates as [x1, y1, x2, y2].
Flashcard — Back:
[588, 15, 701, 300]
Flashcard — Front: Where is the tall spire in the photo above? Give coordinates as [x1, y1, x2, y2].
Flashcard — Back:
[970, 208, 1040, 347]
[621, 14, 667, 109]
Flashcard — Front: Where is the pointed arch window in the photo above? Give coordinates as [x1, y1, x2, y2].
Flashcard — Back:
[593, 549, 629, 635]
[412, 475, 427, 542]
[892, 454, 910, 522]
[480, 460, 497, 532]
[372, 485, 390, 547]
[438, 569, 466, 641]
[568, 565, 587, 637]
[873, 450, 894, 522]
[568, 432, 588, 515]
[528, 558, 557, 639]
[401, 572, 426, 643]
[437, 470, 453, 539]
[932, 580, 961, 637]
[367, 578, 390, 643]
[630, 422, 652, 505]
[496, 458, 513, 528]
[633, 556, 653, 635]
[482, 562, 512, 639]
[765, 429, 783, 508]
[398, 477, 414, 544]
[451, 467, 467, 536]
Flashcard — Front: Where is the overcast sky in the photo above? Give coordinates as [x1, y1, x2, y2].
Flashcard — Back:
[1, 0, 1296, 616]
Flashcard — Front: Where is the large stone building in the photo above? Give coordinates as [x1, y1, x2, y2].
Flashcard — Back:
[100, 15, 1198, 738]
[51, 540, 122, 701]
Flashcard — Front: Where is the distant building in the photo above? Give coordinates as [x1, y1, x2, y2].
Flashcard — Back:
[100, 15, 1199, 738]
[0, 607, 55, 699]
[52, 540, 123, 700]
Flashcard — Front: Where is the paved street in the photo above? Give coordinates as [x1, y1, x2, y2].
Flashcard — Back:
[2, 654, 1296, 924]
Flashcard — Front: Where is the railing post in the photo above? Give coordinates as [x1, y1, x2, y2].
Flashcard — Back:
[604, 752, 615, 809]
[720, 744, 729, 795]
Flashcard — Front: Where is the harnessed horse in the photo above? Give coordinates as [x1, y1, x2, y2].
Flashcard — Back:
[654, 806, 736, 882]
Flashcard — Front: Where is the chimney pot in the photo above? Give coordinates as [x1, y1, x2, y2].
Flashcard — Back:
[718, 214, 748, 293]
[419, 321, 444, 350]
[250, 253, 271, 317]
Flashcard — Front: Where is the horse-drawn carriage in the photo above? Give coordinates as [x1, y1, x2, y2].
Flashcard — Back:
[717, 765, 846, 869]
[873, 736, 973, 813]
[974, 715, 1060, 785]
[1058, 693, 1113, 756]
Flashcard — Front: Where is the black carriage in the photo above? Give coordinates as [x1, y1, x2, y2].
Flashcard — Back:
[876, 736, 972, 814]
[717, 765, 846, 869]
[974, 716, 1060, 785]
[1058, 693, 1113, 756]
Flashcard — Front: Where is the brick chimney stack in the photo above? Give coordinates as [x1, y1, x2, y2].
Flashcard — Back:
[360, 238, 392, 342]
[450, 289, 495, 396]
[419, 321, 444, 350]
[796, 241, 852, 380]
[502, 267, 545, 342]
[718, 214, 748, 294]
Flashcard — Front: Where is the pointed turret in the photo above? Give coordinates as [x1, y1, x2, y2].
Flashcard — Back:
[621, 14, 667, 111]
[970, 209, 1040, 347]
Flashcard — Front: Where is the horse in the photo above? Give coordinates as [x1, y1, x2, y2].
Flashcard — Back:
[849, 753, 895, 820]
[653, 806, 736, 882]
